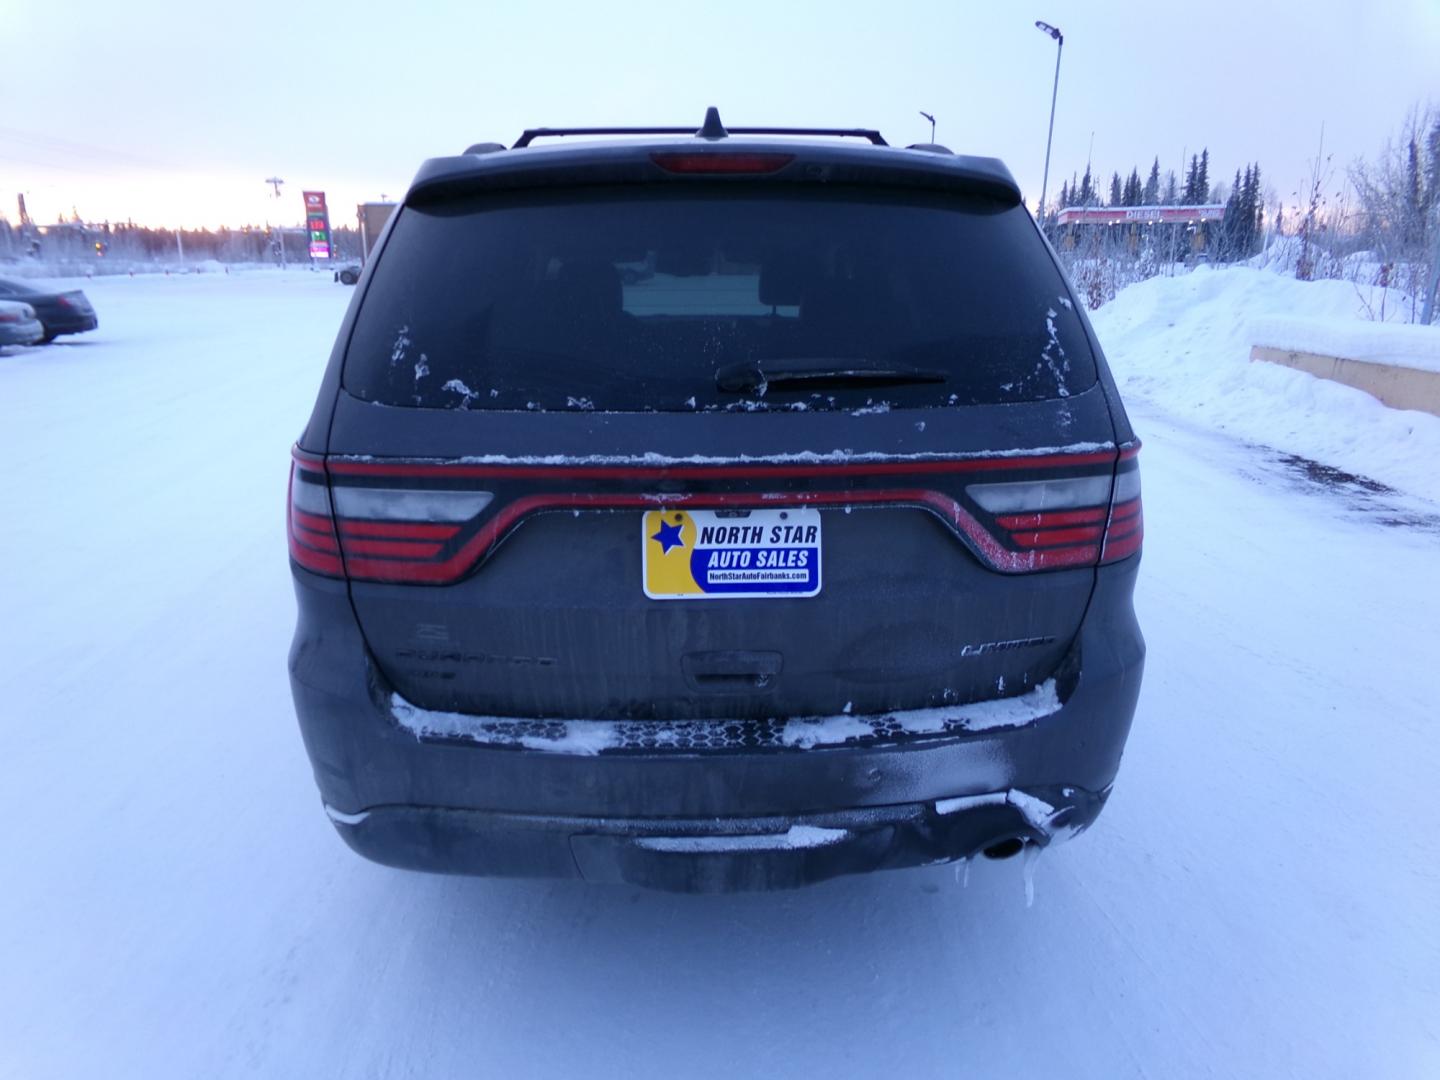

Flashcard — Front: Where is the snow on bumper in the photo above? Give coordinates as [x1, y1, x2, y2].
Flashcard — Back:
[387, 678, 1063, 755]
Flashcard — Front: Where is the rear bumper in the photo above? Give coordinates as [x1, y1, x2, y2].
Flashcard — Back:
[0, 322, 44, 346]
[331, 784, 1109, 893]
[289, 559, 1144, 891]
[41, 313, 98, 336]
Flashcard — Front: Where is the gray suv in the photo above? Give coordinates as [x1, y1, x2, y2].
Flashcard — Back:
[287, 109, 1145, 892]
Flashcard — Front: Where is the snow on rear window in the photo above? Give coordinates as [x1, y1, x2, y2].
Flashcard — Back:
[344, 189, 1096, 411]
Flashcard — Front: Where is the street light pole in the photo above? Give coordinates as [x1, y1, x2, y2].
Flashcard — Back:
[1035, 20, 1064, 225]
[919, 111, 936, 145]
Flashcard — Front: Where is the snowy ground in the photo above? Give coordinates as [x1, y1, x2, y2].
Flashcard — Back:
[2, 269, 1438, 1079]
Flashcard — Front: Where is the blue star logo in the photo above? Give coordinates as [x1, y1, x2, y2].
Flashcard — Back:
[651, 517, 685, 554]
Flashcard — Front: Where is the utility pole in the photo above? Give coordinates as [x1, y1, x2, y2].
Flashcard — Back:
[175, 228, 183, 263]
[265, 177, 287, 269]
[1035, 20, 1064, 224]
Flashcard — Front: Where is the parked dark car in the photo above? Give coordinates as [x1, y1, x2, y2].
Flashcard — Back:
[288, 109, 1145, 892]
[0, 278, 97, 342]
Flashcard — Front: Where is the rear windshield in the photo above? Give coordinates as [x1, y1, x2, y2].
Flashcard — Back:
[344, 187, 1095, 412]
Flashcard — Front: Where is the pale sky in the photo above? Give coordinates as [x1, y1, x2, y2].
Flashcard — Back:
[3, 0, 1437, 229]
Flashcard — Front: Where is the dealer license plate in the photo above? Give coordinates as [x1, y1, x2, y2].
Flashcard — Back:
[642, 508, 822, 600]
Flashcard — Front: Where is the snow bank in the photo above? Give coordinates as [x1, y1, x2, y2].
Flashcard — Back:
[0, 260, 324, 283]
[1092, 267, 1440, 502]
[1250, 315, 1440, 374]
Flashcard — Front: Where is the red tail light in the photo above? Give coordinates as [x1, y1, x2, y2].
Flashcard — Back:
[1100, 444, 1143, 563]
[650, 152, 794, 174]
[966, 441, 1142, 569]
[331, 486, 488, 579]
[287, 449, 344, 577]
[289, 446, 495, 582]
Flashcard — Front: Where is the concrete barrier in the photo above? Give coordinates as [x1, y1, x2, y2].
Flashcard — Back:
[1250, 346, 1440, 417]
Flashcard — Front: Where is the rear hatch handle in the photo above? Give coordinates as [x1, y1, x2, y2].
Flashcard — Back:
[682, 651, 784, 693]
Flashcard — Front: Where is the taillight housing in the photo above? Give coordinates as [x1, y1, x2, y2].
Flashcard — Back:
[288, 446, 496, 583]
[287, 449, 343, 577]
[965, 441, 1142, 570]
[1100, 445, 1143, 563]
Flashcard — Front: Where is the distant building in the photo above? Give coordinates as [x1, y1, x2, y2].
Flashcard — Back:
[1054, 204, 1225, 227]
[1053, 204, 1226, 256]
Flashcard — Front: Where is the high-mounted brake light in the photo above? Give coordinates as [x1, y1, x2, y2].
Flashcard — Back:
[650, 152, 794, 175]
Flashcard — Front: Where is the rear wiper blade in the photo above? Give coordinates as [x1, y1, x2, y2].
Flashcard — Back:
[714, 360, 947, 394]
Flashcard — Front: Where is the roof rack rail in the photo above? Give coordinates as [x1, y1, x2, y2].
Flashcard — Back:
[513, 106, 887, 148]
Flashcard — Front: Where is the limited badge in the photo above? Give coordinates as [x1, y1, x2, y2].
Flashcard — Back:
[642, 508, 822, 600]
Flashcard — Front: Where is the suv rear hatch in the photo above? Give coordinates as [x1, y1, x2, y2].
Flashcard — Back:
[300, 173, 1131, 721]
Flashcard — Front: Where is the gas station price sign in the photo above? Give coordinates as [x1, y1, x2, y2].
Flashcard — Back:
[302, 190, 332, 259]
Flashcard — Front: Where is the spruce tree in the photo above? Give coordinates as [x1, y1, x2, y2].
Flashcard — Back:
[1427, 122, 1440, 234]
[1143, 157, 1160, 204]
[1109, 172, 1123, 207]
[1237, 166, 1252, 255]
[1247, 164, 1264, 254]
[1405, 137, 1423, 246]
[1221, 168, 1243, 259]
[1249, 165, 1260, 253]
[1126, 168, 1142, 206]
[1197, 149, 1210, 203]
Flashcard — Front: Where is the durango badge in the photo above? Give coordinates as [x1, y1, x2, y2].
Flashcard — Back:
[642, 508, 822, 600]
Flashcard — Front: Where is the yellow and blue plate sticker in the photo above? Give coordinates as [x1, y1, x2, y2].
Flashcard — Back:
[643, 508, 822, 599]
